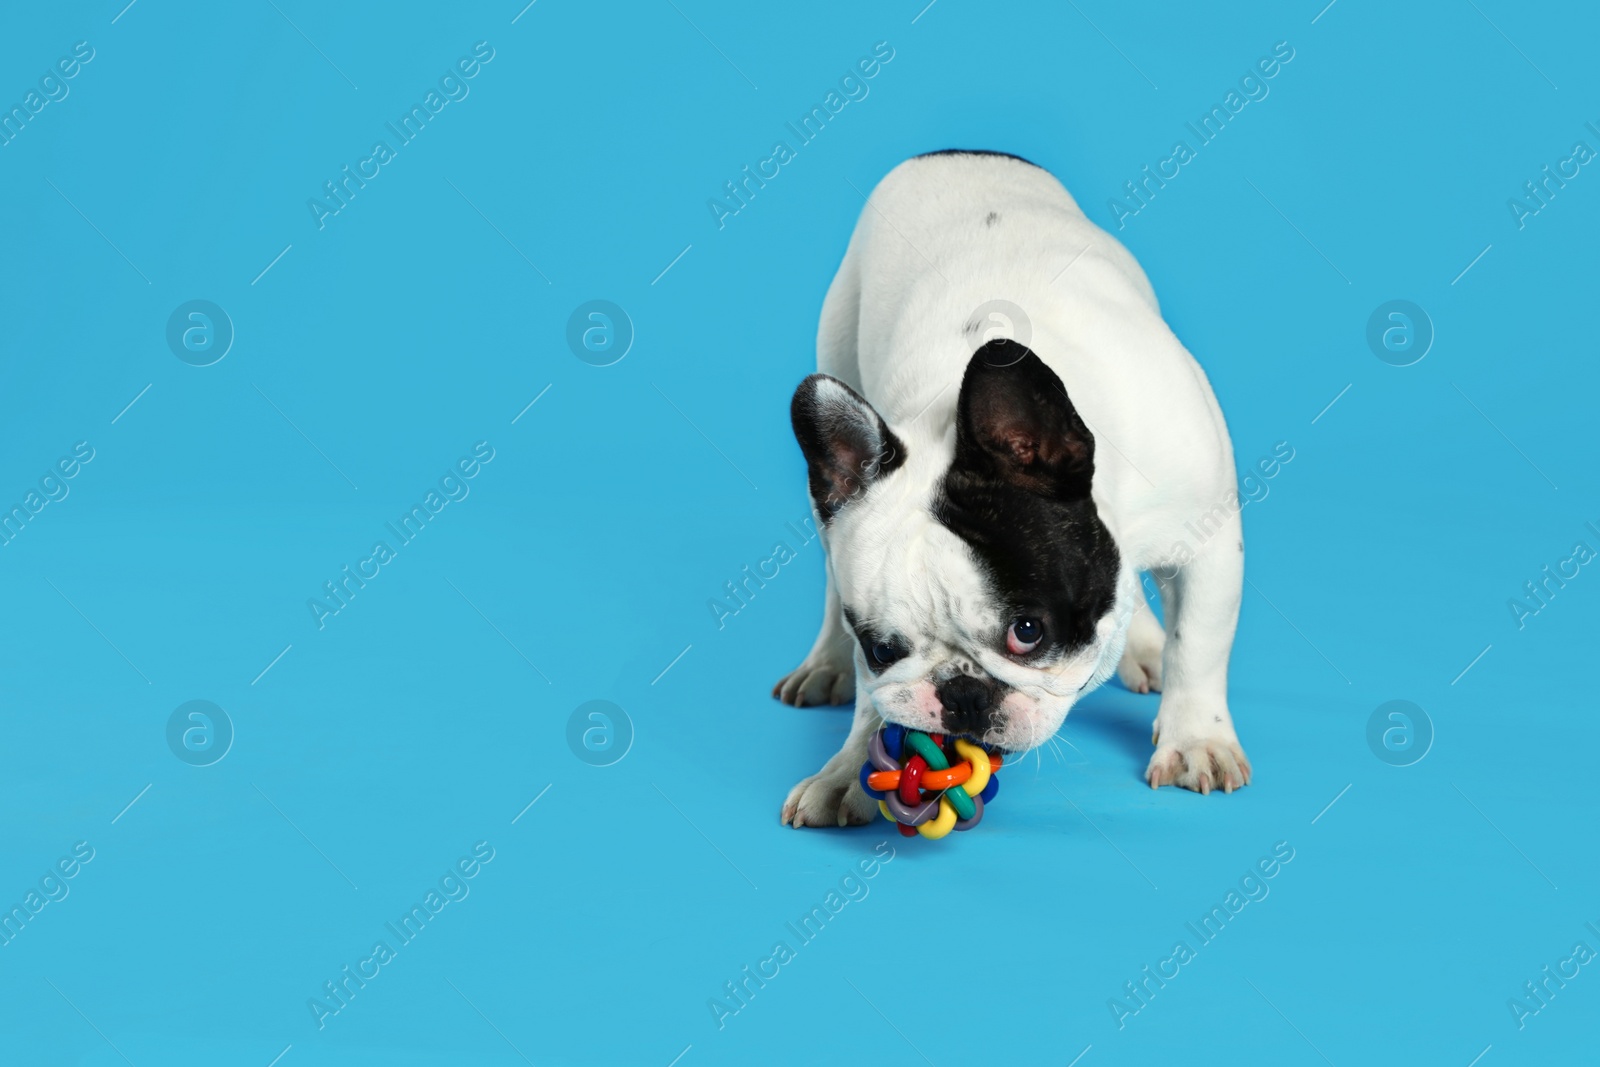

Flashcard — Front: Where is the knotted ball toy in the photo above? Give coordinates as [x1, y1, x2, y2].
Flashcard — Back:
[859, 723, 1003, 840]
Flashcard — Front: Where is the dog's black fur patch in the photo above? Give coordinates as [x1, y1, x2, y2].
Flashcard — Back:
[934, 341, 1120, 656]
[841, 605, 909, 676]
[916, 148, 1041, 168]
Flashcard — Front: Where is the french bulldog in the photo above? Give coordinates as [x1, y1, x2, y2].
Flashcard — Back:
[776, 150, 1252, 829]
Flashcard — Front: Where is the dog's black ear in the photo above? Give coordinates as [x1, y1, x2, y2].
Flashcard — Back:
[951, 340, 1095, 500]
[791, 374, 906, 521]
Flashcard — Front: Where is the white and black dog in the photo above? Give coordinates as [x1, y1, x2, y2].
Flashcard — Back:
[776, 150, 1252, 828]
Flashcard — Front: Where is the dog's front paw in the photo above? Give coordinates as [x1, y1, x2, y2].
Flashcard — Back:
[772, 654, 855, 707]
[780, 767, 877, 828]
[1146, 728, 1251, 794]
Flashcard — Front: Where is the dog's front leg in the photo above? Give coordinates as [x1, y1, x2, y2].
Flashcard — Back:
[1146, 513, 1252, 794]
[780, 693, 882, 828]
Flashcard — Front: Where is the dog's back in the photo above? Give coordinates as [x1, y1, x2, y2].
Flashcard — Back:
[826, 150, 1235, 562]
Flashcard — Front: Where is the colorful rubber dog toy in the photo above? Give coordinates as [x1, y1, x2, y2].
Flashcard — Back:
[859, 724, 1003, 840]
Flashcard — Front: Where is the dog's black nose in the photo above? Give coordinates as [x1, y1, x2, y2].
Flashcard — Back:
[937, 675, 997, 735]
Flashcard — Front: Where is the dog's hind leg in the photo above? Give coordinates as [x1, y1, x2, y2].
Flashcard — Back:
[1116, 590, 1165, 693]
[773, 243, 863, 708]
[772, 560, 857, 706]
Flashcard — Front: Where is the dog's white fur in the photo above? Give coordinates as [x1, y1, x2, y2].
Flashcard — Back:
[778, 153, 1250, 828]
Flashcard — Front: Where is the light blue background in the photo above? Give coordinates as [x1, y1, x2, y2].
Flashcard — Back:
[1, 1, 1595, 1064]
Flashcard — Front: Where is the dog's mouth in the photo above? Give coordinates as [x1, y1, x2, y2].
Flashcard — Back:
[876, 717, 1014, 755]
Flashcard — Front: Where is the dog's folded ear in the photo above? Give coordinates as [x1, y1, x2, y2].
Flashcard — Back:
[790, 374, 906, 521]
[951, 340, 1095, 500]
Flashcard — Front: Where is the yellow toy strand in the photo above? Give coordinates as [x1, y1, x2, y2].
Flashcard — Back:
[953, 739, 991, 797]
[916, 796, 958, 839]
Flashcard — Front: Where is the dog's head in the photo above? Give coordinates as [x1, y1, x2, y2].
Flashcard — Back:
[791, 340, 1132, 752]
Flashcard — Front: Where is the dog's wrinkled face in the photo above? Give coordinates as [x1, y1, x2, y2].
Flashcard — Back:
[792, 341, 1130, 751]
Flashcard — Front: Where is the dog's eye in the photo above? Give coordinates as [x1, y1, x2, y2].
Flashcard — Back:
[870, 640, 904, 667]
[1007, 617, 1044, 655]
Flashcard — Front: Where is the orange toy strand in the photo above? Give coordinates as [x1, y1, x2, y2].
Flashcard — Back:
[869, 762, 968, 793]
[866, 750, 1004, 792]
